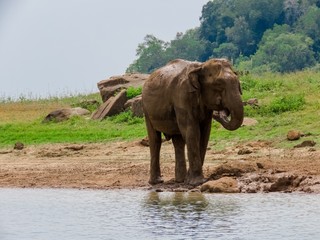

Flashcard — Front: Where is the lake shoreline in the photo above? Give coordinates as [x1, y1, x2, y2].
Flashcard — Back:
[1, 140, 320, 193]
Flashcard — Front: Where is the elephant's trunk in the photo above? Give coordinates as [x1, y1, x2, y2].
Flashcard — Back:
[214, 94, 244, 131]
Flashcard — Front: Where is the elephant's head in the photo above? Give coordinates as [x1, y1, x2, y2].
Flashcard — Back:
[188, 58, 244, 131]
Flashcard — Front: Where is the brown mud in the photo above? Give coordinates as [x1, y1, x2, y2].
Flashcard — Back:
[0, 140, 319, 193]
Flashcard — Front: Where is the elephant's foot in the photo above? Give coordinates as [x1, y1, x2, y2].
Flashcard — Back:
[175, 176, 186, 183]
[186, 175, 206, 186]
[148, 176, 164, 185]
[175, 171, 187, 183]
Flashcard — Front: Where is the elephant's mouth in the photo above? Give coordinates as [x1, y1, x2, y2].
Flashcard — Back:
[213, 109, 230, 123]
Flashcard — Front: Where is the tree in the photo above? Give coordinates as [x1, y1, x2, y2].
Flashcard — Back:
[234, 0, 285, 45]
[225, 16, 254, 56]
[212, 43, 239, 61]
[284, 0, 303, 25]
[252, 29, 316, 72]
[199, 0, 285, 59]
[126, 35, 168, 73]
[199, 0, 235, 44]
[165, 28, 207, 62]
[295, 5, 320, 59]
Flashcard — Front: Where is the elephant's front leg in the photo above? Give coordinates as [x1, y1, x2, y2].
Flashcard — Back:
[185, 125, 205, 186]
[200, 112, 213, 165]
[172, 135, 187, 183]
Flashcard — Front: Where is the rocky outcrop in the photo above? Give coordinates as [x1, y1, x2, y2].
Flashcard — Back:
[92, 73, 149, 120]
[97, 73, 149, 102]
[91, 89, 128, 120]
[43, 107, 90, 123]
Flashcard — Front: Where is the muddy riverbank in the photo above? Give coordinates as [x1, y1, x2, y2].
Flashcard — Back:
[0, 140, 319, 193]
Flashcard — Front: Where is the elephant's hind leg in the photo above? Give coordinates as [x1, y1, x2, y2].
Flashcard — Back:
[145, 115, 163, 185]
[172, 135, 187, 183]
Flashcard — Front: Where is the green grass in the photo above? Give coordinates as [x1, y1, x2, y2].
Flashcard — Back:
[209, 70, 320, 150]
[0, 114, 146, 147]
[1, 70, 320, 149]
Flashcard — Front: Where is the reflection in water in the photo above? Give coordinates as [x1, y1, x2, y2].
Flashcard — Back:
[142, 192, 241, 239]
[1, 189, 320, 240]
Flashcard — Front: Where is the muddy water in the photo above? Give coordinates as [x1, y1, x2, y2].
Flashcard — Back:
[0, 189, 319, 240]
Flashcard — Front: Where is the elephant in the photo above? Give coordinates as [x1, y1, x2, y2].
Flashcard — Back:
[142, 58, 244, 186]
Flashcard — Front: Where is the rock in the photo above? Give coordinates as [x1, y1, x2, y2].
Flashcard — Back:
[287, 130, 301, 141]
[140, 137, 149, 147]
[14, 142, 24, 150]
[242, 117, 258, 126]
[99, 86, 126, 103]
[97, 73, 149, 102]
[243, 98, 259, 107]
[294, 140, 316, 148]
[209, 164, 255, 180]
[65, 145, 84, 151]
[256, 162, 264, 169]
[200, 177, 239, 193]
[238, 148, 253, 155]
[269, 175, 298, 192]
[91, 89, 128, 120]
[0, 150, 12, 154]
[43, 107, 90, 123]
[124, 95, 143, 117]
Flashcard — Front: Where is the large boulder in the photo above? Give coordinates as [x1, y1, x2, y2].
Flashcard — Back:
[91, 89, 128, 120]
[124, 95, 143, 117]
[200, 177, 240, 193]
[43, 107, 90, 123]
[97, 73, 149, 102]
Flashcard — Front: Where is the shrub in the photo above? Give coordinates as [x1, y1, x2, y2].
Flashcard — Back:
[259, 94, 306, 115]
[108, 111, 144, 125]
[126, 86, 142, 99]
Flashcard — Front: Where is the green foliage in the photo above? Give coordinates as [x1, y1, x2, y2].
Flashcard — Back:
[199, 0, 284, 58]
[108, 111, 144, 125]
[258, 94, 306, 116]
[126, 86, 142, 99]
[252, 27, 316, 72]
[241, 74, 284, 96]
[126, 35, 168, 73]
[165, 29, 208, 62]
[268, 94, 306, 113]
[128, 0, 320, 73]
[212, 43, 239, 61]
[126, 29, 207, 73]
[225, 16, 254, 56]
[71, 101, 100, 113]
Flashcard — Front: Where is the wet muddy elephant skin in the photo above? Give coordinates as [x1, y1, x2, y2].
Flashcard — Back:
[142, 59, 244, 185]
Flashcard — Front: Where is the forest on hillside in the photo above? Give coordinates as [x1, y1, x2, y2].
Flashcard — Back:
[127, 0, 320, 73]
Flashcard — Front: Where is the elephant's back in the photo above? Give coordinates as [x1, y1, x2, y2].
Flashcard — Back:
[144, 59, 193, 88]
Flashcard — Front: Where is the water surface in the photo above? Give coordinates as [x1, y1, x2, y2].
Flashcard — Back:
[0, 189, 319, 240]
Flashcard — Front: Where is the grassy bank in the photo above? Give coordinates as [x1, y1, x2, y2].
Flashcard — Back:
[1, 70, 320, 149]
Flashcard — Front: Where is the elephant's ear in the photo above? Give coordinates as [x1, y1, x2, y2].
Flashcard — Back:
[187, 65, 202, 93]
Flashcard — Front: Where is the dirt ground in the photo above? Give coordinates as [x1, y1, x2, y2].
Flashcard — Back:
[0, 139, 320, 193]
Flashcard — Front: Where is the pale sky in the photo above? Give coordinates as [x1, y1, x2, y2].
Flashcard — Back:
[0, 0, 209, 99]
